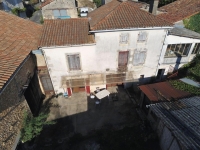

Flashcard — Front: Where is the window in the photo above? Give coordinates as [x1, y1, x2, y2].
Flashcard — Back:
[164, 43, 191, 57]
[137, 31, 147, 42]
[133, 48, 147, 66]
[118, 51, 129, 66]
[53, 9, 69, 19]
[192, 43, 200, 54]
[67, 54, 81, 71]
[120, 33, 129, 44]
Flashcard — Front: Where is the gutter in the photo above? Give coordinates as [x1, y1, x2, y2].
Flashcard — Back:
[89, 26, 174, 33]
[40, 43, 96, 49]
[0, 54, 30, 95]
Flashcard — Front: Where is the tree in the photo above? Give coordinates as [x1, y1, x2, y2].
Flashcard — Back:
[94, 0, 102, 8]
[184, 13, 200, 33]
[21, 112, 56, 143]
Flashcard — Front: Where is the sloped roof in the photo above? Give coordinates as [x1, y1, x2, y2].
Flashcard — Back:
[139, 81, 191, 102]
[39, 18, 95, 47]
[169, 27, 200, 39]
[40, 0, 54, 8]
[158, 0, 200, 23]
[150, 96, 200, 150]
[88, 0, 173, 31]
[0, 11, 42, 91]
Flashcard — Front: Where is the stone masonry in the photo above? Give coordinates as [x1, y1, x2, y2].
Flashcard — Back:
[0, 54, 38, 150]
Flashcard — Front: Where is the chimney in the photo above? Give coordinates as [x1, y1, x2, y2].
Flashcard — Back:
[149, 0, 159, 15]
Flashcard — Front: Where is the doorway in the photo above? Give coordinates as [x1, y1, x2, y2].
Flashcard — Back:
[156, 69, 165, 80]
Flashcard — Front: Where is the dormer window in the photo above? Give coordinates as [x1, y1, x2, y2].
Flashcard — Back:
[120, 33, 129, 44]
[138, 31, 147, 42]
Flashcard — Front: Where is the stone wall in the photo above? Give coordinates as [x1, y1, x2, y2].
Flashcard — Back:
[0, 54, 38, 150]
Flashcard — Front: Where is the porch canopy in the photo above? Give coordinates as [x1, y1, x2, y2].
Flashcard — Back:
[61, 72, 134, 88]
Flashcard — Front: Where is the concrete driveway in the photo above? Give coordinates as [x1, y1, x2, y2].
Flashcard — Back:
[46, 86, 136, 136]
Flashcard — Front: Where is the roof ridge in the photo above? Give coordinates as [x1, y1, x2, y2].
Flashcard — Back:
[91, 1, 173, 30]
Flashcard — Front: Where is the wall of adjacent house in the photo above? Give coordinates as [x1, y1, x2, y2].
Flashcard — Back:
[159, 35, 200, 75]
[0, 54, 41, 150]
[94, 29, 167, 82]
[42, 0, 77, 19]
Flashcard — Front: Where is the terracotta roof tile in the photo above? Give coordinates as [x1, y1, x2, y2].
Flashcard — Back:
[40, 0, 54, 8]
[0, 11, 42, 91]
[39, 18, 95, 47]
[158, 0, 200, 23]
[88, 1, 173, 31]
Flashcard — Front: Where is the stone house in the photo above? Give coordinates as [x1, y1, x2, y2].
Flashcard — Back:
[0, 11, 43, 150]
[35, 0, 200, 97]
[40, 0, 78, 19]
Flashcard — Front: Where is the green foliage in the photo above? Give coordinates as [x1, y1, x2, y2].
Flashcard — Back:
[93, 0, 101, 8]
[21, 112, 56, 143]
[169, 80, 200, 95]
[11, 7, 26, 15]
[184, 13, 200, 33]
[169, 54, 200, 95]
[40, 16, 44, 24]
[159, 0, 176, 6]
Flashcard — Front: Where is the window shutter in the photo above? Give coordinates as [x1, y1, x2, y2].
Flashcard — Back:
[133, 49, 147, 65]
[53, 10, 60, 18]
[118, 51, 129, 66]
[120, 33, 129, 43]
[67, 54, 81, 70]
[60, 9, 67, 16]
[138, 32, 147, 42]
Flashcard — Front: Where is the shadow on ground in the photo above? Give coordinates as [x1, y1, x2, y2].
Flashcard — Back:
[19, 85, 160, 150]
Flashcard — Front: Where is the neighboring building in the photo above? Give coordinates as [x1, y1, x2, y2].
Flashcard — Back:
[0, 11, 43, 149]
[148, 96, 200, 150]
[0, 0, 24, 11]
[158, 0, 200, 27]
[138, 81, 191, 114]
[40, 0, 78, 19]
[158, 27, 200, 77]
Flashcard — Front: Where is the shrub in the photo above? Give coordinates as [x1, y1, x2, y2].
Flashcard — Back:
[20, 112, 56, 143]
[11, 8, 26, 16]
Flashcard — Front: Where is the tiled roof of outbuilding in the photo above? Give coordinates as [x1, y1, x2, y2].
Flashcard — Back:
[88, 0, 173, 31]
[139, 81, 191, 102]
[0, 11, 42, 91]
[158, 0, 200, 23]
[39, 18, 95, 47]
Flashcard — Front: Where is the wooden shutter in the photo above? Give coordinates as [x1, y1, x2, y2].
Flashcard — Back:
[133, 49, 146, 65]
[118, 51, 129, 66]
[68, 54, 81, 70]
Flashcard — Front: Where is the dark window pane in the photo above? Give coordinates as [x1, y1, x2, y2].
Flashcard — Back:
[183, 44, 191, 55]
